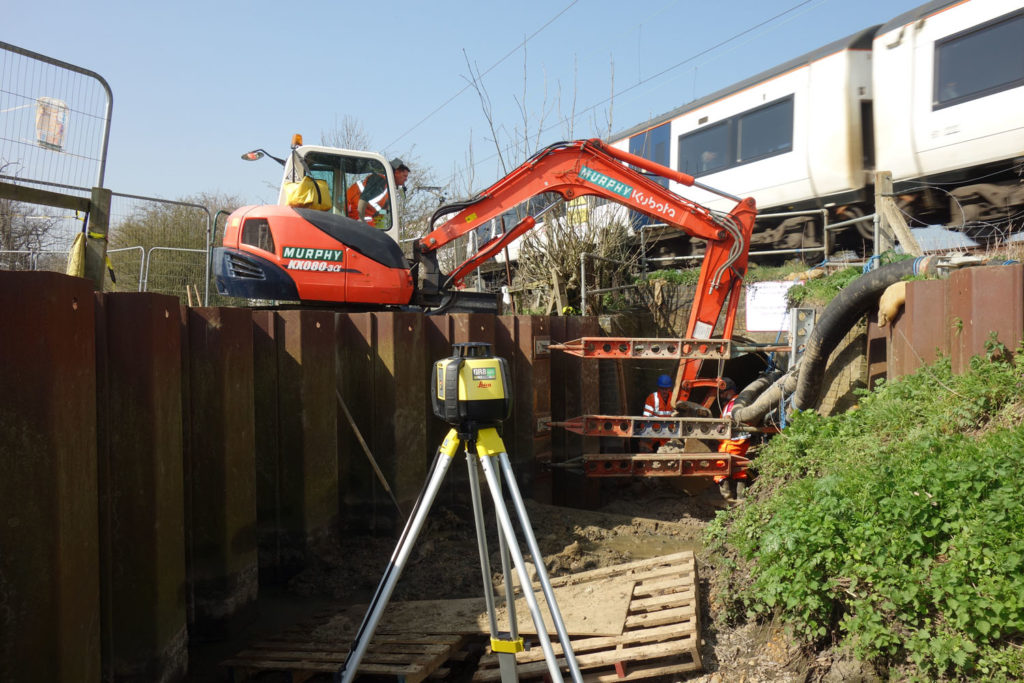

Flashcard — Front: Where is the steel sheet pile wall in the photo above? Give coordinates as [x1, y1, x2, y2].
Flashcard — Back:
[0, 272, 598, 681]
[888, 264, 1024, 378]
[96, 292, 188, 681]
[550, 317, 602, 508]
[183, 307, 258, 639]
[337, 313, 578, 523]
[0, 272, 101, 683]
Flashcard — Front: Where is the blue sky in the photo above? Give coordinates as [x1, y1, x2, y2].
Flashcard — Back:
[4, 0, 924, 205]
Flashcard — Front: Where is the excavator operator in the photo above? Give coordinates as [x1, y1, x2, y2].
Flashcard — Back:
[346, 158, 410, 227]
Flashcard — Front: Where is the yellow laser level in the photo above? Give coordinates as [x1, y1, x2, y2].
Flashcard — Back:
[431, 342, 512, 425]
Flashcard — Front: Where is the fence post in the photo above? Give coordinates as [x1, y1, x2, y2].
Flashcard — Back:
[874, 171, 922, 256]
[84, 186, 112, 289]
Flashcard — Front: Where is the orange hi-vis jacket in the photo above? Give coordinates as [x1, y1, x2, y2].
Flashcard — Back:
[643, 390, 674, 418]
[716, 396, 751, 481]
[346, 175, 389, 223]
[643, 389, 674, 450]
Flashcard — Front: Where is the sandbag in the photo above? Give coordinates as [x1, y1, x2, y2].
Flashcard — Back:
[877, 280, 908, 327]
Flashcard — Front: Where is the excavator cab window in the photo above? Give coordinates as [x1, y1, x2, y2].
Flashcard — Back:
[342, 157, 394, 231]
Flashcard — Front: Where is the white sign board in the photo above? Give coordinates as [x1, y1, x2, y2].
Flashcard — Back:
[745, 281, 800, 332]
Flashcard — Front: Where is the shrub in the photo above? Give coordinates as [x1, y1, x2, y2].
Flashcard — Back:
[707, 351, 1024, 680]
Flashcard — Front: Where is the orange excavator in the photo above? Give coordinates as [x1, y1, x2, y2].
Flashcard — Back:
[215, 137, 757, 404]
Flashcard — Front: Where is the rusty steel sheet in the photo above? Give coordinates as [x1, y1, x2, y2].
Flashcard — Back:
[512, 316, 552, 499]
[0, 271, 101, 682]
[552, 414, 732, 440]
[275, 310, 338, 549]
[450, 312, 496, 346]
[98, 291, 188, 679]
[371, 311, 428, 505]
[252, 309, 284, 579]
[947, 264, 1024, 375]
[583, 452, 749, 478]
[185, 307, 258, 639]
[889, 278, 949, 379]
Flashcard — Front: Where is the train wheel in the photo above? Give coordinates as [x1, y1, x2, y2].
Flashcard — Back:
[800, 219, 823, 265]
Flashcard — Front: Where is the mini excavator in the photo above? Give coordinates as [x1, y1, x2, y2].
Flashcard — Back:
[214, 136, 757, 402]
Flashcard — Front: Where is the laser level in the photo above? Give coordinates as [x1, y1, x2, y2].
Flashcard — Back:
[339, 345, 582, 683]
[431, 342, 512, 425]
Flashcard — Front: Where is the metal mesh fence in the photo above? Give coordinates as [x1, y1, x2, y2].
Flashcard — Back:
[107, 193, 210, 301]
[0, 41, 111, 189]
[1, 189, 210, 301]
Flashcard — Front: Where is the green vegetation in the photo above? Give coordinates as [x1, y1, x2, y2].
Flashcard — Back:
[784, 266, 861, 307]
[641, 268, 701, 286]
[707, 349, 1024, 681]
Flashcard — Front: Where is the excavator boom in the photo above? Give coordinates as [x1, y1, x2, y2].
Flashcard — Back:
[415, 138, 756, 401]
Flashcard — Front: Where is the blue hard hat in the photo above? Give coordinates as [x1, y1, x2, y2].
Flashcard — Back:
[657, 374, 673, 389]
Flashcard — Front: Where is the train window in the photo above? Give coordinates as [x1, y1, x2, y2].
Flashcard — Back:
[678, 122, 730, 177]
[736, 96, 793, 163]
[934, 9, 1024, 109]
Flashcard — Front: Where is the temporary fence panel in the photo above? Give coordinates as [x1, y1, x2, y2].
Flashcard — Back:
[0, 41, 112, 190]
[108, 193, 211, 302]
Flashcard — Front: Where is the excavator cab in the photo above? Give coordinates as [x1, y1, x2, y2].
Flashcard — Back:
[213, 139, 413, 304]
[279, 146, 403, 242]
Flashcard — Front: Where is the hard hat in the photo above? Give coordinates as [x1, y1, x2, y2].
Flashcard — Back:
[657, 374, 673, 389]
[390, 158, 410, 172]
[722, 377, 738, 392]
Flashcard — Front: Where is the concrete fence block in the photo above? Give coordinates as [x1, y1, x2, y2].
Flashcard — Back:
[96, 292, 187, 682]
[0, 272, 101, 683]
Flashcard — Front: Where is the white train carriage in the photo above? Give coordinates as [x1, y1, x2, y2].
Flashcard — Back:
[610, 0, 1024, 258]
[610, 28, 877, 256]
[873, 0, 1024, 228]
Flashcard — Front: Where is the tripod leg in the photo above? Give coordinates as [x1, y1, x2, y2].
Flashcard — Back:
[465, 446, 499, 636]
[338, 429, 461, 683]
[497, 451, 584, 683]
[475, 429, 569, 683]
[467, 448, 521, 683]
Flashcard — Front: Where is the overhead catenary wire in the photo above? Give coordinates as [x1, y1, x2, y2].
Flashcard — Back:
[385, 0, 580, 151]
[440, 0, 829, 189]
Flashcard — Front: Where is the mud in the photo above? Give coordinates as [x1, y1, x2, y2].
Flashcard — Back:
[276, 475, 837, 682]
[186, 473, 872, 683]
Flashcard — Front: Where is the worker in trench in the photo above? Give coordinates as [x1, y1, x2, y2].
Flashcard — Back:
[640, 374, 675, 452]
[714, 377, 752, 499]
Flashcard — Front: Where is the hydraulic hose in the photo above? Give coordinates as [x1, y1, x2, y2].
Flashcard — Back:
[792, 256, 936, 411]
[731, 369, 796, 425]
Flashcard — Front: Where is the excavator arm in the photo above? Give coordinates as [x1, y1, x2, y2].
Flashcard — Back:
[414, 139, 757, 401]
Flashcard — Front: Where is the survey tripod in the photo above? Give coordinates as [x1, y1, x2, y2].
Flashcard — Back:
[338, 343, 582, 683]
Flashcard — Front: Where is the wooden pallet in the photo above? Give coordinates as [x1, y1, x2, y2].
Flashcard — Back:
[222, 631, 467, 683]
[474, 552, 701, 682]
